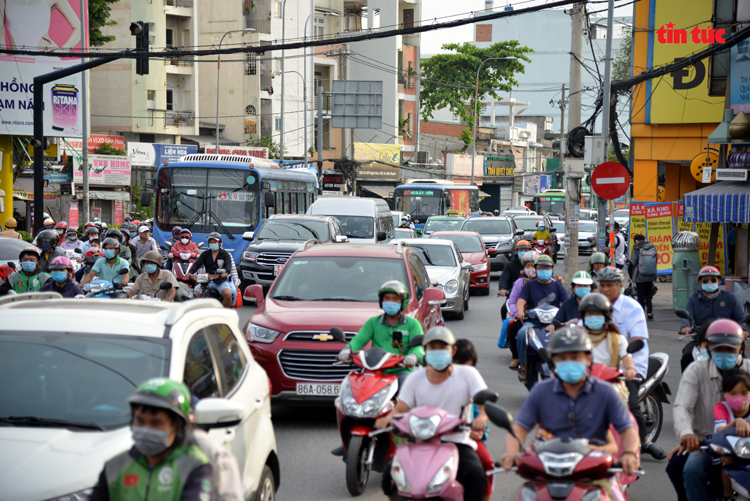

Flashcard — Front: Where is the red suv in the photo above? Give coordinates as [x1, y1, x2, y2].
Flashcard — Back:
[430, 230, 495, 295]
[243, 241, 446, 405]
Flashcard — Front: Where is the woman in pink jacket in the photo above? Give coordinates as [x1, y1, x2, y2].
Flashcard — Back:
[168, 228, 200, 260]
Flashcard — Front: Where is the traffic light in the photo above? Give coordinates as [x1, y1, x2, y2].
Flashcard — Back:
[130, 21, 149, 76]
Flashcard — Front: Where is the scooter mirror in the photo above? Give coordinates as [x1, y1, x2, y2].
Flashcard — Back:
[485, 403, 521, 447]
[160, 282, 173, 290]
[329, 327, 347, 343]
[472, 390, 499, 405]
[675, 309, 691, 320]
[119, 268, 130, 275]
[74, 248, 83, 254]
[408, 335, 424, 348]
[626, 339, 644, 354]
[538, 348, 551, 362]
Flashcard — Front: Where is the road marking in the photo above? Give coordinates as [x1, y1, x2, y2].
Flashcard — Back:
[596, 177, 626, 184]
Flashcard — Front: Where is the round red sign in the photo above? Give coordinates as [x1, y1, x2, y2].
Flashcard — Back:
[591, 162, 631, 200]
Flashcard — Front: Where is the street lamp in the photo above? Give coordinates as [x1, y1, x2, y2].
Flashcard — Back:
[216, 28, 254, 153]
[471, 56, 517, 184]
[274, 70, 307, 170]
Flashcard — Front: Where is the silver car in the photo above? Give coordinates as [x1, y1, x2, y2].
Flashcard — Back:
[459, 217, 523, 271]
[392, 238, 471, 320]
[558, 220, 598, 255]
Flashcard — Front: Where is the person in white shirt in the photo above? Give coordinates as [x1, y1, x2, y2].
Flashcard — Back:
[596, 266, 666, 460]
[605, 222, 627, 269]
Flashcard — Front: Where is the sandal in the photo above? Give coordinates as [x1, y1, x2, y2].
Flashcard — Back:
[647, 313, 654, 320]
[509, 359, 519, 370]
[518, 365, 526, 382]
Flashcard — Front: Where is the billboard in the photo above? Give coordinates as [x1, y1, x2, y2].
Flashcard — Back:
[445, 153, 483, 185]
[731, 38, 750, 114]
[0, 1, 88, 136]
[61, 135, 125, 156]
[128, 142, 198, 166]
[73, 154, 131, 186]
[353, 143, 401, 179]
[204, 145, 268, 158]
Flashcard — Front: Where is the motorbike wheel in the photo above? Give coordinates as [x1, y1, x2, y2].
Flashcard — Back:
[346, 435, 371, 496]
[640, 394, 663, 443]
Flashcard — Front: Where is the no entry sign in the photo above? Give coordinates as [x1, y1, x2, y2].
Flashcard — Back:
[591, 162, 631, 200]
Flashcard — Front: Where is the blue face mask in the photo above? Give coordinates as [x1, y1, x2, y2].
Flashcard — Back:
[21, 261, 36, 273]
[209, 243, 220, 251]
[555, 360, 588, 384]
[382, 301, 401, 317]
[575, 287, 591, 299]
[702, 283, 719, 293]
[697, 348, 709, 361]
[51, 271, 68, 283]
[104, 249, 116, 260]
[518, 251, 526, 260]
[537, 269, 553, 281]
[144, 264, 158, 274]
[584, 315, 606, 331]
[130, 232, 137, 238]
[712, 352, 739, 371]
[40, 242, 51, 252]
[425, 349, 453, 371]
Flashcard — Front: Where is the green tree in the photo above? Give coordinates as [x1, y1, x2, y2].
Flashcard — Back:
[612, 27, 632, 83]
[130, 184, 154, 219]
[247, 137, 287, 160]
[420, 41, 532, 148]
[89, 0, 120, 47]
[94, 143, 126, 156]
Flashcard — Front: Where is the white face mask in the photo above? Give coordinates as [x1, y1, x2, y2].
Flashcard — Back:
[180, 238, 189, 245]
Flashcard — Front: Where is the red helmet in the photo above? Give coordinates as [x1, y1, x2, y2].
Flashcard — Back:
[85, 222, 96, 229]
[55, 221, 68, 231]
[699, 266, 721, 279]
[706, 319, 744, 348]
[49, 256, 74, 271]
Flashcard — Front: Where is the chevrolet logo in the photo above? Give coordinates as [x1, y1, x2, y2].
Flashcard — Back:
[313, 333, 334, 341]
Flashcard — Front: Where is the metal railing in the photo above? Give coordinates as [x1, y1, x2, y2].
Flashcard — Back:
[166, 110, 195, 127]
[168, 55, 194, 67]
[164, 0, 193, 7]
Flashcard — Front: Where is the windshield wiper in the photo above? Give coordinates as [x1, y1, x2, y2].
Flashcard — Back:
[0, 416, 106, 431]
[272, 295, 303, 301]
[419, 248, 434, 265]
[311, 297, 362, 302]
[207, 210, 236, 240]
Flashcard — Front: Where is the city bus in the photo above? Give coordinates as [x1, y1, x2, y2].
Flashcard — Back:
[531, 189, 566, 216]
[392, 180, 480, 229]
[151, 154, 317, 264]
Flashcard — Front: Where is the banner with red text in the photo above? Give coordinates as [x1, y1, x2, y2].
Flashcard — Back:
[628, 203, 646, 258]
[644, 202, 674, 275]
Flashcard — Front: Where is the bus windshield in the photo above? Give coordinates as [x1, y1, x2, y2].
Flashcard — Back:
[394, 189, 443, 221]
[534, 196, 566, 215]
[156, 167, 259, 234]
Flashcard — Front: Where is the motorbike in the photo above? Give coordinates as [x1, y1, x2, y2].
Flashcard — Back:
[484, 403, 643, 501]
[705, 425, 750, 500]
[522, 294, 558, 391]
[329, 328, 423, 496]
[0, 262, 15, 281]
[172, 251, 197, 285]
[194, 269, 242, 308]
[533, 240, 552, 258]
[81, 268, 130, 299]
[63, 248, 84, 272]
[373, 390, 499, 501]
[125, 281, 174, 301]
[676, 309, 750, 373]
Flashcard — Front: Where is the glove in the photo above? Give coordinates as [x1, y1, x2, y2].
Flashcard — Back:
[337, 348, 351, 362]
[404, 354, 418, 367]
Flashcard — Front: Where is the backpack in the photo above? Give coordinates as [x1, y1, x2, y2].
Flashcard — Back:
[638, 245, 658, 276]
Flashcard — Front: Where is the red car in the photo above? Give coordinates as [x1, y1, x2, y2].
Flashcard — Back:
[429, 230, 495, 295]
[243, 241, 446, 405]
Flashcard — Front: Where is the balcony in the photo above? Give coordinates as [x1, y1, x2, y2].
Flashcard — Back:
[314, 95, 332, 117]
[166, 110, 195, 128]
[166, 55, 194, 74]
[165, 0, 192, 17]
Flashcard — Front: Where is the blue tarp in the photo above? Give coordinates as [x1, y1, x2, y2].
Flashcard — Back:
[683, 181, 750, 223]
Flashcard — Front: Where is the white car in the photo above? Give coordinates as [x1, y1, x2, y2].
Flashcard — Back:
[0, 294, 279, 501]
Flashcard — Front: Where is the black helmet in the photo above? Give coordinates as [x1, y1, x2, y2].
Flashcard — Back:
[378, 280, 409, 309]
[578, 293, 613, 322]
[207, 231, 222, 243]
[86, 226, 100, 237]
[102, 237, 121, 250]
[596, 266, 625, 283]
[549, 326, 593, 354]
[36, 229, 58, 248]
[107, 228, 123, 243]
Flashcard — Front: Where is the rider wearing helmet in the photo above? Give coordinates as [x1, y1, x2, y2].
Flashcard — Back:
[500, 326, 639, 479]
[0, 217, 22, 239]
[671, 319, 750, 501]
[39, 256, 84, 298]
[81, 225, 101, 254]
[43, 217, 55, 231]
[35, 229, 65, 273]
[127, 250, 178, 302]
[60, 227, 83, 252]
[579, 293, 637, 377]
[589, 252, 608, 277]
[0, 247, 51, 296]
[169, 228, 200, 262]
[187, 232, 237, 308]
[532, 221, 552, 244]
[549, 271, 595, 331]
[134, 225, 159, 262]
[497, 240, 532, 297]
[54, 221, 68, 241]
[680, 266, 746, 337]
[505, 251, 540, 369]
[80, 237, 130, 287]
[90, 378, 214, 501]
[106, 228, 131, 264]
[376, 326, 490, 501]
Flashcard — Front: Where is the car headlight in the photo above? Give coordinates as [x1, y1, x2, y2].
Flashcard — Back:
[409, 414, 441, 441]
[427, 455, 455, 494]
[243, 250, 259, 262]
[444, 279, 459, 295]
[246, 323, 282, 343]
[734, 437, 750, 458]
[49, 489, 93, 501]
[471, 263, 488, 272]
[391, 456, 410, 494]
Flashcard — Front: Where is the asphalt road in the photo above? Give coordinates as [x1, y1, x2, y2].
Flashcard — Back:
[238, 257, 683, 501]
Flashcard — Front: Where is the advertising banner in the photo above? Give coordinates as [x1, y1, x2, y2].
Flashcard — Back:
[73, 154, 131, 186]
[645, 203, 675, 275]
[696, 222, 727, 277]
[0, 1, 88, 136]
[68, 200, 78, 228]
[353, 143, 401, 179]
[114, 201, 124, 226]
[675, 202, 694, 233]
[449, 190, 471, 217]
[484, 156, 515, 177]
[628, 203, 646, 257]
[204, 145, 268, 158]
[731, 37, 750, 114]
[128, 142, 198, 166]
[446, 153, 483, 185]
[61, 135, 126, 156]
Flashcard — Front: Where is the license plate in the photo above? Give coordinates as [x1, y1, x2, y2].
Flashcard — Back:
[274, 264, 283, 276]
[296, 383, 340, 396]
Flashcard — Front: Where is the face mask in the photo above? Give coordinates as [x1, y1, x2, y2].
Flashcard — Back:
[131, 426, 172, 457]
[575, 287, 591, 299]
[104, 249, 116, 260]
[697, 348, 709, 360]
[144, 264, 158, 274]
[702, 283, 719, 293]
[21, 261, 36, 273]
[382, 301, 401, 317]
[425, 349, 453, 372]
[713, 352, 739, 371]
[537, 269, 553, 281]
[67, 235, 77, 241]
[725, 395, 750, 414]
[56, 230, 64, 236]
[525, 268, 537, 279]
[209, 243, 220, 251]
[555, 360, 587, 384]
[584, 315, 606, 331]
[518, 251, 526, 260]
[130, 232, 137, 238]
[181, 238, 189, 245]
[90, 246, 99, 252]
[40, 242, 51, 252]
[51, 271, 68, 283]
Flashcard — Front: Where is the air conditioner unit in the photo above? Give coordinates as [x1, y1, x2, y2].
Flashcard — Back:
[414, 151, 429, 164]
[716, 169, 748, 182]
[147, 100, 155, 110]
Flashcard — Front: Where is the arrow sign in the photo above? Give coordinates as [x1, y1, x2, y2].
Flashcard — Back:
[591, 162, 631, 200]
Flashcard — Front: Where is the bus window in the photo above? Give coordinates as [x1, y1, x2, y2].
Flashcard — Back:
[290, 192, 297, 214]
[275, 190, 283, 215]
[297, 192, 305, 213]
[284, 193, 291, 214]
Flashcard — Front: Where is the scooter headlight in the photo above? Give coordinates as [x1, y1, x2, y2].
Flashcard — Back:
[391, 455, 410, 494]
[734, 437, 750, 459]
[427, 456, 455, 494]
[360, 384, 396, 418]
[89, 283, 102, 293]
[409, 414, 441, 441]
[339, 378, 359, 415]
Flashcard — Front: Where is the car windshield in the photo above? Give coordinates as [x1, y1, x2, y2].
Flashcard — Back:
[334, 216, 374, 239]
[552, 222, 565, 233]
[410, 244, 457, 267]
[257, 219, 330, 241]
[392, 214, 400, 227]
[0, 333, 169, 430]
[462, 219, 511, 235]
[514, 218, 543, 230]
[579, 222, 597, 233]
[432, 235, 483, 253]
[0, 237, 35, 261]
[272, 256, 407, 302]
[424, 218, 464, 234]
[614, 210, 629, 218]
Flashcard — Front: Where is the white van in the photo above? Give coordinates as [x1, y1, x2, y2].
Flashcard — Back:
[307, 196, 395, 243]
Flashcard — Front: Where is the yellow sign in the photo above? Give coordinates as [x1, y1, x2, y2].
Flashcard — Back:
[645, 203, 674, 274]
[650, 0, 724, 124]
[353, 143, 401, 179]
[696, 222, 727, 277]
[628, 203, 646, 259]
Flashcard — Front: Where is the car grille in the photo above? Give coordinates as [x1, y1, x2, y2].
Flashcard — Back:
[278, 349, 351, 381]
[284, 330, 357, 342]
[256, 252, 294, 267]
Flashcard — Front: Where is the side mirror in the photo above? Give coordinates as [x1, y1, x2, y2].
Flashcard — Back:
[197, 242, 205, 248]
[264, 191, 276, 208]
[485, 403, 521, 446]
[243, 284, 265, 311]
[538, 347, 551, 362]
[461, 262, 472, 270]
[140, 190, 152, 207]
[119, 268, 130, 275]
[194, 398, 245, 429]
[243, 231, 255, 241]
[487, 248, 497, 256]
[549, 227, 557, 233]
[515, 229, 524, 236]
[159, 282, 173, 290]
[675, 309, 691, 320]
[377, 231, 387, 242]
[472, 390, 499, 405]
[424, 287, 446, 306]
[165, 241, 173, 248]
[329, 327, 347, 343]
[408, 334, 424, 348]
[627, 339, 644, 354]
[334, 235, 349, 243]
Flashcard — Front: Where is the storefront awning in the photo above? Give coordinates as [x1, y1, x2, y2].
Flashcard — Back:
[361, 185, 394, 199]
[479, 190, 491, 198]
[684, 181, 750, 223]
[181, 135, 240, 149]
[13, 177, 59, 201]
[86, 191, 131, 201]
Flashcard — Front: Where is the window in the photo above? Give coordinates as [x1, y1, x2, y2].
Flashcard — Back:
[245, 104, 257, 135]
[183, 331, 220, 399]
[208, 324, 247, 394]
[245, 53, 257, 75]
[408, 253, 427, 301]
[274, 1, 281, 18]
[297, 192, 305, 213]
[275, 117, 281, 131]
[408, 61, 414, 88]
[314, 14, 325, 39]
[166, 89, 174, 111]
[147, 90, 155, 101]
[166, 28, 174, 47]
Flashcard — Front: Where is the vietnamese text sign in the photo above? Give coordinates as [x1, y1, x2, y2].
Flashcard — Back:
[645, 203, 674, 275]
[62, 135, 126, 156]
[73, 154, 132, 186]
[446, 153, 483, 185]
[353, 143, 401, 179]
[204, 145, 269, 158]
[628, 203, 646, 257]
[68, 200, 79, 228]
[696, 222, 727, 277]
[485, 156, 515, 177]
[128, 142, 198, 166]
[731, 38, 750, 114]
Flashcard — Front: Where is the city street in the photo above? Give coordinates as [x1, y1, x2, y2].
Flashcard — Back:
[238, 256, 683, 501]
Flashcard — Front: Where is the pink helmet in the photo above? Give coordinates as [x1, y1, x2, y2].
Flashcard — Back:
[699, 266, 721, 279]
[49, 256, 74, 271]
[706, 319, 744, 348]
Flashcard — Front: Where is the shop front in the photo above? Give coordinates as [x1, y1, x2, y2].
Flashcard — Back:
[72, 154, 132, 226]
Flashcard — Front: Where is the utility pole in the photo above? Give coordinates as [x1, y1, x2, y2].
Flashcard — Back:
[597, 0, 616, 254]
[414, 45, 421, 158]
[80, 0, 89, 223]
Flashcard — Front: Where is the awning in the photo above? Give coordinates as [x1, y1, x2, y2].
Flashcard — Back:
[479, 190, 491, 198]
[684, 181, 750, 223]
[181, 135, 240, 149]
[13, 177, 59, 201]
[86, 191, 131, 201]
[361, 185, 395, 199]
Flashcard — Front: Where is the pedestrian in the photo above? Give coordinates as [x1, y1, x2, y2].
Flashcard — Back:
[0, 217, 22, 239]
[629, 233, 657, 320]
[606, 222, 627, 269]
[133, 225, 159, 263]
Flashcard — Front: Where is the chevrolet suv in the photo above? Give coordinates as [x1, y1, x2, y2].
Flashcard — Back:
[243, 242, 446, 405]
